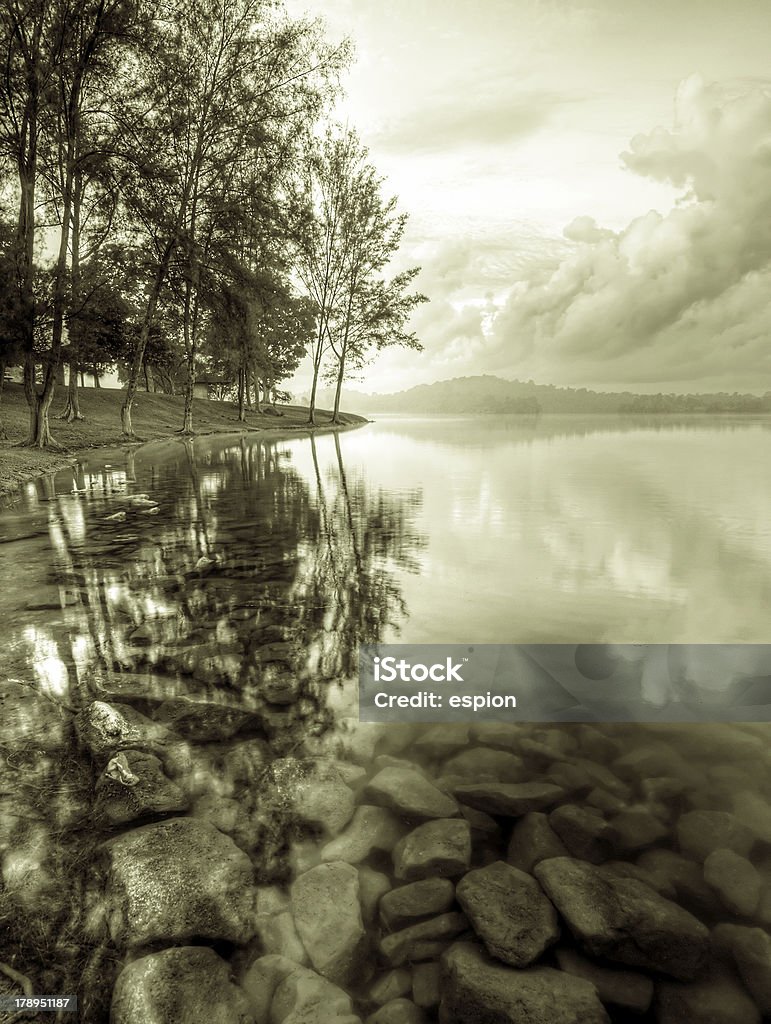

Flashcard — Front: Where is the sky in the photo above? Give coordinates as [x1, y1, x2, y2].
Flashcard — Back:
[285, 0, 771, 396]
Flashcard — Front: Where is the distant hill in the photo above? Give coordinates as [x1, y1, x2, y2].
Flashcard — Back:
[322, 376, 771, 416]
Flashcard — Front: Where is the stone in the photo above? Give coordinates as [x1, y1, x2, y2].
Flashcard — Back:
[571, 758, 631, 800]
[365, 768, 459, 819]
[454, 782, 564, 817]
[554, 947, 653, 1014]
[1, 678, 70, 751]
[393, 819, 471, 881]
[548, 805, 615, 864]
[456, 861, 559, 967]
[414, 725, 470, 759]
[358, 867, 392, 925]
[712, 923, 771, 1014]
[75, 701, 173, 762]
[442, 748, 524, 782]
[732, 790, 771, 844]
[677, 811, 755, 862]
[655, 970, 761, 1024]
[152, 694, 258, 741]
[380, 913, 468, 967]
[101, 817, 255, 947]
[535, 857, 709, 980]
[253, 887, 308, 964]
[458, 804, 499, 840]
[607, 806, 669, 854]
[544, 761, 593, 797]
[636, 848, 720, 914]
[640, 776, 687, 803]
[411, 962, 441, 1008]
[704, 848, 761, 916]
[468, 723, 524, 752]
[220, 738, 271, 786]
[439, 942, 610, 1024]
[506, 812, 568, 873]
[321, 806, 405, 864]
[242, 955, 299, 1022]
[111, 946, 255, 1024]
[380, 879, 456, 930]
[584, 788, 625, 816]
[369, 969, 413, 1005]
[267, 759, 356, 837]
[366, 999, 426, 1024]
[290, 862, 365, 985]
[271, 965, 355, 1024]
[93, 749, 189, 824]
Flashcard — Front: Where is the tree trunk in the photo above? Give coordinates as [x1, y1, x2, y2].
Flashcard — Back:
[237, 363, 246, 422]
[24, 352, 58, 448]
[93, 367, 100, 387]
[80, 370, 85, 386]
[0, 359, 6, 439]
[332, 356, 345, 424]
[55, 362, 65, 385]
[253, 366, 263, 413]
[60, 363, 83, 421]
[182, 352, 195, 434]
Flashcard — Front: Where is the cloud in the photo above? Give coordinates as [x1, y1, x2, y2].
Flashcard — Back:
[480, 75, 771, 389]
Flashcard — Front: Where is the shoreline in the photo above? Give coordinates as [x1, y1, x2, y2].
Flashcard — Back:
[0, 384, 368, 501]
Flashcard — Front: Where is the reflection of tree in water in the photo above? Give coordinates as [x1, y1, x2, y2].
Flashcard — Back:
[0, 433, 424, 1019]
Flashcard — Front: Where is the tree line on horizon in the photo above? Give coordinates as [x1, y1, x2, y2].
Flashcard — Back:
[0, 0, 426, 447]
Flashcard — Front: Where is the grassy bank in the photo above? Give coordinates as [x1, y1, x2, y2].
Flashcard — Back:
[0, 383, 366, 498]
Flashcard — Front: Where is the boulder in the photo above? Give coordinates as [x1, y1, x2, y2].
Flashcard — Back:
[554, 947, 653, 1014]
[712, 923, 771, 1014]
[265, 759, 356, 837]
[380, 912, 468, 967]
[704, 848, 761, 916]
[75, 701, 173, 762]
[111, 946, 255, 1024]
[393, 819, 471, 881]
[442, 748, 524, 782]
[152, 694, 258, 741]
[253, 886, 308, 964]
[369, 969, 413, 1005]
[548, 805, 615, 863]
[506, 812, 568, 873]
[365, 767, 459, 819]
[411, 962, 441, 1008]
[321, 806, 405, 864]
[242, 955, 299, 1022]
[439, 941, 610, 1024]
[655, 970, 761, 1024]
[270, 965, 355, 1024]
[358, 866, 392, 925]
[366, 999, 426, 1024]
[636, 849, 721, 916]
[290, 862, 365, 985]
[607, 806, 669, 854]
[380, 879, 455, 930]
[102, 817, 255, 947]
[93, 750, 188, 824]
[535, 857, 708, 980]
[456, 861, 559, 967]
[677, 811, 754, 862]
[454, 782, 564, 817]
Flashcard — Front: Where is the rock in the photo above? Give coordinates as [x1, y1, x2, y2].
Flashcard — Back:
[369, 969, 413, 1005]
[555, 947, 653, 1014]
[439, 941, 610, 1024]
[442, 748, 524, 782]
[290, 862, 365, 985]
[712, 923, 771, 1014]
[641, 776, 687, 803]
[411, 962, 441, 1008]
[454, 782, 564, 817]
[704, 848, 761, 916]
[365, 768, 459, 819]
[506, 812, 568, 873]
[677, 811, 755, 862]
[221, 738, 271, 786]
[111, 946, 255, 1024]
[393, 819, 471, 881]
[1, 678, 70, 751]
[358, 867, 392, 925]
[468, 723, 523, 752]
[636, 848, 720, 914]
[548, 805, 615, 864]
[655, 970, 761, 1024]
[75, 701, 173, 762]
[102, 817, 255, 947]
[266, 759, 356, 837]
[584, 788, 625, 816]
[414, 725, 470, 758]
[571, 758, 631, 800]
[544, 761, 593, 797]
[94, 749, 188, 824]
[153, 694, 258, 741]
[271, 965, 355, 1024]
[366, 999, 426, 1024]
[321, 806, 405, 864]
[456, 861, 559, 967]
[253, 887, 308, 964]
[732, 790, 771, 844]
[380, 879, 456, 930]
[607, 806, 669, 854]
[380, 912, 468, 967]
[242, 955, 299, 1022]
[535, 857, 709, 980]
[458, 804, 499, 841]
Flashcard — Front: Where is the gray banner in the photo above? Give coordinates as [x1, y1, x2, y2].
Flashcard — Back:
[358, 644, 771, 722]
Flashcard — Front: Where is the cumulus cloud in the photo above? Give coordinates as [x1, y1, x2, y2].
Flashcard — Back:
[483, 76, 771, 389]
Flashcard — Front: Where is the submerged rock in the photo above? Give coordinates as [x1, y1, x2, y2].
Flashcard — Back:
[380, 912, 468, 967]
[676, 810, 755, 862]
[102, 817, 255, 947]
[393, 819, 471, 881]
[321, 805, 405, 864]
[655, 970, 761, 1024]
[554, 947, 653, 1014]
[454, 782, 563, 817]
[93, 749, 188, 824]
[365, 767, 459, 819]
[439, 941, 610, 1024]
[703, 848, 761, 916]
[290, 862, 366, 985]
[111, 946, 255, 1024]
[535, 857, 709, 980]
[76, 701, 173, 762]
[380, 878, 456, 930]
[456, 861, 559, 967]
[506, 812, 568, 873]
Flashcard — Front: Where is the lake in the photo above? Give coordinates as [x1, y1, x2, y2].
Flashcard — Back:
[2, 414, 771, 1021]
